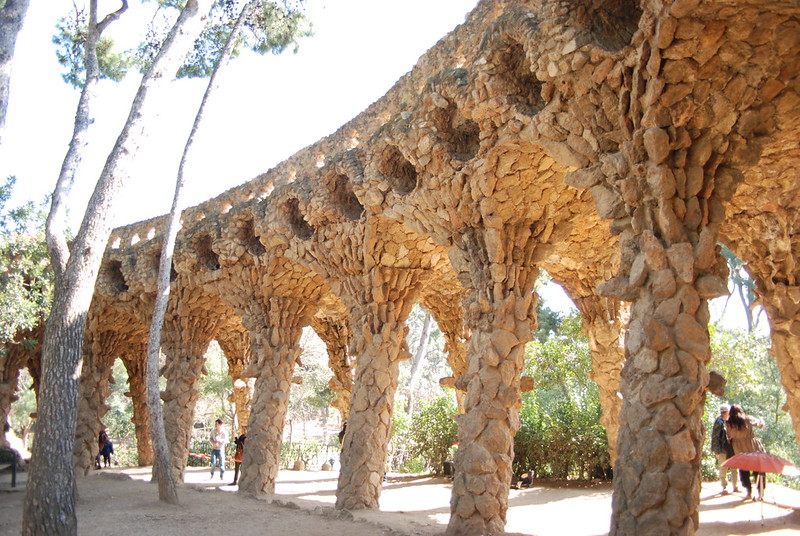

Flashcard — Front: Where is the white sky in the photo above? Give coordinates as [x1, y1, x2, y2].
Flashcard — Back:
[1, 0, 479, 226]
[0, 0, 763, 332]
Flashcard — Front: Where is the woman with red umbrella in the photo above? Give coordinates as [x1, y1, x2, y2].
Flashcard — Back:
[725, 404, 765, 501]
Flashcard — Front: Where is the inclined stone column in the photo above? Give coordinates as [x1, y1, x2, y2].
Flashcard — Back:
[312, 315, 353, 422]
[335, 267, 423, 510]
[446, 225, 539, 536]
[0, 370, 20, 449]
[758, 287, 800, 454]
[121, 351, 153, 466]
[161, 313, 218, 482]
[218, 330, 255, 429]
[574, 295, 627, 465]
[238, 296, 310, 495]
[0, 325, 41, 448]
[424, 299, 468, 413]
[73, 330, 117, 475]
[607, 229, 725, 535]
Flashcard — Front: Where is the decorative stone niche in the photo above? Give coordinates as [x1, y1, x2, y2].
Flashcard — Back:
[378, 145, 418, 195]
[239, 218, 267, 256]
[492, 39, 544, 116]
[193, 234, 220, 271]
[330, 174, 364, 221]
[105, 260, 129, 293]
[578, 0, 642, 52]
[283, 198, 314, 240]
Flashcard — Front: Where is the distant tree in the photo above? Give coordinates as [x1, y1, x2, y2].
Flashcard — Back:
[135, 0, 311, 78]
[533, 299, 563, 343]
[0, 177, 51, 342]
[719, 245, 763, 332]
[405, 309, 432, 415]
[399, 305, 448, 415]
[52, 2, 132, 88]
[8, 369, 36, 445]
[408, 393, 458, 474]
[516, 313, 610, 480]
[705, 325, 798, 470]
[0, 0, 30, 142]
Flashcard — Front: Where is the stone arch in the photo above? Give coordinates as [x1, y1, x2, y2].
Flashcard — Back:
[376, 144, 418, 195]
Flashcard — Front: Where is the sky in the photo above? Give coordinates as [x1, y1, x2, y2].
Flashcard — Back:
[0, 0, 764, 331]
[1, 0, 480, 227]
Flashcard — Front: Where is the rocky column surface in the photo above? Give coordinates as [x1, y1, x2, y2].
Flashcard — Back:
[446, 225, 540, 536]
[161, 299, 219, 483]
[761, 288, 800, 454]
[335, 267, 424, 510]
[574, 295, 627, 465]
[238, 296, 311, 495]
[73, 329, 119, 475]
[313, 315, 353, 423]
[121, 348, 154, 466]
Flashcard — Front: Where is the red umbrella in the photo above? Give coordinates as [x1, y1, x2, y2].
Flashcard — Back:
[722, 452, 800, 476]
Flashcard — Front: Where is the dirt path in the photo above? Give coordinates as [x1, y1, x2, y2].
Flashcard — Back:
[2, 466, 799, 535]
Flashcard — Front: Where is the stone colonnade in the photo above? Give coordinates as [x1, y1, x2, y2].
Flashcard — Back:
[5, 2, 798, 536]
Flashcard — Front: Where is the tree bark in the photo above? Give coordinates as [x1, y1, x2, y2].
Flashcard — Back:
[145, 0, 258, 504]
[0, 0, 30, 143]
[22, 1, 212, 532]
[405, 310, 432, 415]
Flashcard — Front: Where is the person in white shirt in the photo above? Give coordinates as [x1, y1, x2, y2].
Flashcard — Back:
[209, 419, 229, 480]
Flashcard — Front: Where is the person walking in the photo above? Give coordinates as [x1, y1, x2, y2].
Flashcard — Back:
[96, 430, 110, 469]
[726, 404, 766, 501]
[209, 419, 229, 480]
[711, 404, 739, 494]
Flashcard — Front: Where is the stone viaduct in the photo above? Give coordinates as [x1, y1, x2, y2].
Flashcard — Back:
[1, 0, 799, 534]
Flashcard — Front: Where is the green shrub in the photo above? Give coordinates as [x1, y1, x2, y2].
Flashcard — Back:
[407, 393, 458, 474]
[514, 313, 611, 481]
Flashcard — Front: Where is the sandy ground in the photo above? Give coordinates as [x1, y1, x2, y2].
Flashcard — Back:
[2, 465, 799, 535]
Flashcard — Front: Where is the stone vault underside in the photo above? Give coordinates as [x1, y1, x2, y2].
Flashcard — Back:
[3, 1, 800, 535]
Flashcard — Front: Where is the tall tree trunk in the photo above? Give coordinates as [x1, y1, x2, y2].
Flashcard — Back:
[0, 0, 30, 143]
[146, 0, 257, 504]
[22, 1, 212, 533]
[406, 310, 432, 415]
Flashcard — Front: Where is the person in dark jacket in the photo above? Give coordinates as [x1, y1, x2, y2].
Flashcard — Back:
[711, 404, 738, 494]
[231, 428, 246, 486]
[96, 430, 110, 469]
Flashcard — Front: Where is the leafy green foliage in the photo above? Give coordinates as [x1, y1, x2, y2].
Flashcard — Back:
[136, 0, 312, 78]
[197, 342, 234, 424]
[533, 300, 564, 342]
[8, 369, 36, 441]
[704, 325, 799, 485]
[0, 178, 52, 343]
[406, 392, 458, 474]
[515, 312, 611, 480]
[52, 7, 132, 88]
